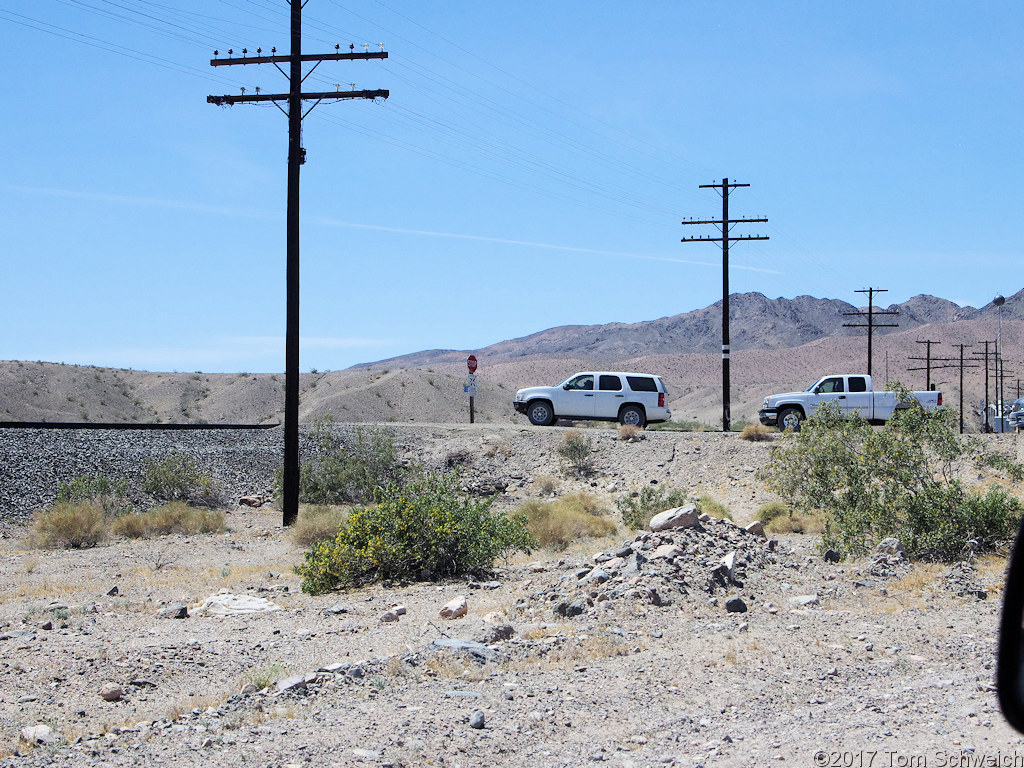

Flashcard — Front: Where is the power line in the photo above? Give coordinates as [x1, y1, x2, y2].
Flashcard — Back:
[208, 9, 388, 527]
[842, 287, 898, 377]
[681, 179, 768, 432]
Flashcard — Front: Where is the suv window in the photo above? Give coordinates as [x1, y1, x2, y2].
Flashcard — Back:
[566, 374, 594, 391]
[625, 376, 657, 393]
[599, 375, 622, 391]
[849, 377, 867, 393]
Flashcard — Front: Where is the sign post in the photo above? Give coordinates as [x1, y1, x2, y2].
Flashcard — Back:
[466, 355, 478, 423]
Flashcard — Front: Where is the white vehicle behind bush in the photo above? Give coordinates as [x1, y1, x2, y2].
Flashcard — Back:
[759, 374, 941, 431]
[513, 372, 671, 427]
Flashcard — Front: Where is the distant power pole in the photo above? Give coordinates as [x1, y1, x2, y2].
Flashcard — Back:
[908, 340, 946, 391]
[681, 179, 768, 432]
[842, 288, 898, 377]
[207, 7, 388, 526]
[972, 341, 995, 432]
[950, 343, 977, 434]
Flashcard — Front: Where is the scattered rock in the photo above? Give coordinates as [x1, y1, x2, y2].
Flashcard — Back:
[99, 682, 124, 701]
[276, 675, 307, 693]
[469, 710, 486, 729]
[440, 596, 468, 619]
[725, 597, 747, 613]
[20, 724, 56, 745]
[380, 610, 401, 623]
[157, 604, 188, 619]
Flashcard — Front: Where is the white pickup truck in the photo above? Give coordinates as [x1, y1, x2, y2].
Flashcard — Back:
[758, 374, 942, 431]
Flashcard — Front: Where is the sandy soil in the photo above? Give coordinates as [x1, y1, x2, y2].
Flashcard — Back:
[2, 429, 1024, 767]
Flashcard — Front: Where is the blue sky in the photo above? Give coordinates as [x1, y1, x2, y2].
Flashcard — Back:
[2, 1, 1022, 373]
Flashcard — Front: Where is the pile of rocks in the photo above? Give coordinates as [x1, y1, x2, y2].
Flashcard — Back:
[518, 504, 783, 619]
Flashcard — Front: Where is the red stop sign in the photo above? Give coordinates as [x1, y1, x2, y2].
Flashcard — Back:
[467, 355, 478, 373]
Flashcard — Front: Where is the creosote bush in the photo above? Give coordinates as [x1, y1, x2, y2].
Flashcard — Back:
[57, 474, 132, 516]
[111, 501, 225, 539]
[616, 485, 690, 530]
[557, 430, 594, 477]
[517, 492, 618, 550]
[277, 418, 412, 505]
[760, 397, 1024, 560]
[143, 453, 221, 507]
[296, 473, 534, 594]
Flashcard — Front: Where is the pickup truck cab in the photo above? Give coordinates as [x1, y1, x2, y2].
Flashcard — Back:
[514, 372, 671, 427]
[759, 374, 942, 431]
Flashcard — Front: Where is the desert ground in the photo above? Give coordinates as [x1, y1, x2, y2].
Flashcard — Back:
[2, 425, 1024, 767]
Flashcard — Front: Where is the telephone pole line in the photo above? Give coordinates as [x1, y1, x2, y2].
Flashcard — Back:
[907, 340, 944, 391]
[972, 341, 995, 432]
[208, 7, 388, 526]
[950, 343, 977, 434]
[681, 179, 768, 432]
[842, 288, 898, 377]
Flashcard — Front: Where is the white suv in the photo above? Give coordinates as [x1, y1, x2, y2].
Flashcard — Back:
[513, 372, 671, 427]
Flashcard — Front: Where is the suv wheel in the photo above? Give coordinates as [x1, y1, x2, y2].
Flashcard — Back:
[619, 405, 645, 427]
[527, 401, 554, 426]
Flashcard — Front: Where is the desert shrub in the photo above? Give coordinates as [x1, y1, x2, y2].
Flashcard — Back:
[111, 501, 225, 538]
[760, 398, 1024, 560]
[142, 453, 221, 507]
[56, 474, 132, 516]
[756, 500, 822, 534]
[535, 475, 559, 496]
[616, 485, 691, 530]
[519, 492, 618, 549]
[30, 502, 106, 548]
[740, 423, 773, 442]
[648, 420, 705, 432]
[617, 424, 644, 442]
[278, 419, 412, 505]
[756, 500, 790, 525]
[698, 496, 733, 521]
[290, 505, 347, 548]
[557, 430, 594, 477]
[296, 473, 534, 594]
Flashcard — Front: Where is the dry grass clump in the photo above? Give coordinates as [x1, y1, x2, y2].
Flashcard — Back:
[30, 502, 107, 549]
[617, 424, 644, 442]
[289, 505, 347, 548]
[698, 496, 733, 521]
[740, 423, 773, 442]
[756, 500, 823, 534]
[535, 475, 559, 496]
[111, 501, 225, 539]
[518, 492, 617, 550]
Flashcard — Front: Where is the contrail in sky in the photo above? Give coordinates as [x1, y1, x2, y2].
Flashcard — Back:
[11, 185, 779, 274]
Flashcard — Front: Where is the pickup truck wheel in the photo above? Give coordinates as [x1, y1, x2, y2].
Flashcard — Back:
[619, 405, 646, 427]
[779, 407, 803, 432]
[526, 401, 554, 426]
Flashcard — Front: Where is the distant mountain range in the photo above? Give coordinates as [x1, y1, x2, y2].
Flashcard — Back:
[358, 290, 1008, 368]
[2, 290, 1021, 428]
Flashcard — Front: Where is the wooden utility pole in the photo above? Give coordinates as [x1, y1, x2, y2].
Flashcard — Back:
[908, 340, 946, 391]
[973, 341, 995, 432]
[681, 179, 768, 432]
[951, 343, 977, 434]
[208, 9, 388, 526]
[842, 288, 898, 377]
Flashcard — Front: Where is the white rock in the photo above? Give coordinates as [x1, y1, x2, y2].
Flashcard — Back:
[20, 724, 56, 745]
[745, 521, 767, 538]
[440, 596, 468, 619]
[650, 544, 684, 560]
[649, 504, 699, 532]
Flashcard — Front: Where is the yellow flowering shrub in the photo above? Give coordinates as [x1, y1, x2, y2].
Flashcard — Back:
[296, 473, 534, 594]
